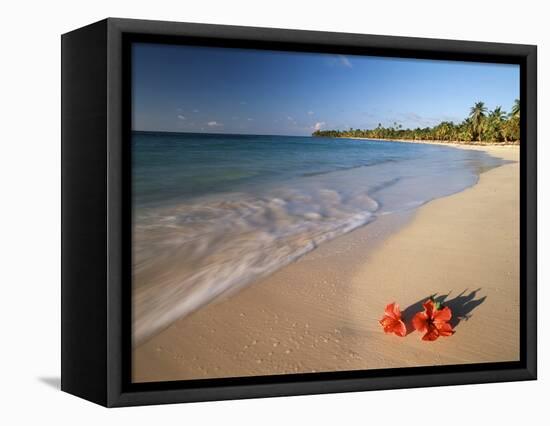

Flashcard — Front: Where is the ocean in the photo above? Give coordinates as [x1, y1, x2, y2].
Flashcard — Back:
[131, 131, 505, 344]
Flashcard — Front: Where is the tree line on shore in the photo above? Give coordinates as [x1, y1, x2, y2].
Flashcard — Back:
[312, 100, 520, 143]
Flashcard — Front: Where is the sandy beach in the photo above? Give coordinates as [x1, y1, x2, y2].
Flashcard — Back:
[133, 143, 519, 383]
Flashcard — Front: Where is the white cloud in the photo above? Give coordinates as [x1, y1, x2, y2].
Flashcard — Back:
[247, 118, 253, 121]
[307, 111, 314, 115]
[313, 122, 326, 131]
[207, 121, 222, 127]
[338, 55, 353, 68]
[177, 115, 186, 120]
[287, 116, 294, 121]
[193, 109, 199, 113]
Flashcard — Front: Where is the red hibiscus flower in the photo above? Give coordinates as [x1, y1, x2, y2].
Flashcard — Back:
[412, 299, 454, 341]
[379, 302, 406, 337]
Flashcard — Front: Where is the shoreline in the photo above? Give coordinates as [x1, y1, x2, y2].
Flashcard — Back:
[343, 136, 520, 147]
[133, 144, 519, 382]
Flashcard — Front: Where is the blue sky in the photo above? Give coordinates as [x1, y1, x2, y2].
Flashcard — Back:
[132, 43, 519, 136]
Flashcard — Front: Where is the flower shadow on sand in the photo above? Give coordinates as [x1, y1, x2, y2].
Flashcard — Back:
[401, 289, 487, 335]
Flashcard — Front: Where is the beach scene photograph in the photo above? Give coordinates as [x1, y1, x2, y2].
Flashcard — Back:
[130, 43, 520, 383]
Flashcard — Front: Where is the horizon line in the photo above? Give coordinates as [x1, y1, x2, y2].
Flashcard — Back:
[132, 129, 311, 138]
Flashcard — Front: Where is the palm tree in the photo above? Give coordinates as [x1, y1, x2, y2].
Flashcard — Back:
[486, 107, 506, 142]
[436, 121, 454, 141]
[511, 98, 520, 118]
[491, 106, 506, 122]
[469, 101, 488, 142]
[507, 99, 521, 142]
[501, 120, 513, 143]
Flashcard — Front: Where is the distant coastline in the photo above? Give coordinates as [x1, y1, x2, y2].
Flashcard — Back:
[326, 136, 520, 147]
[313, 100, 520, 145]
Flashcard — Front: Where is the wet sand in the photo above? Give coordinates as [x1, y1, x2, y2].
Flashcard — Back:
[133, 144, 519, 382]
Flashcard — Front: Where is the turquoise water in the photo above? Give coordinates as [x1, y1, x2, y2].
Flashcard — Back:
[132, 131, 505, 344]
[134, 132, 427, 207]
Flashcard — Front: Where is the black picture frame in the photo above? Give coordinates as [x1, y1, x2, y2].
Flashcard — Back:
[61, 17, 537, 407]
